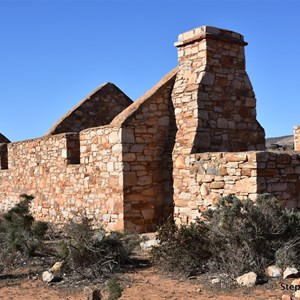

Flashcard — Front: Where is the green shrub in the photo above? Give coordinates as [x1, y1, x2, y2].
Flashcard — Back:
[107, 277, 123, 300]
[0, 194, 48, 257]
[60, 217, 139, 280]
[151, 217, 211, 276]
[152, 194, 300, 277]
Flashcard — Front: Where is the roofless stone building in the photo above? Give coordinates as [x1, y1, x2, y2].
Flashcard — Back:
[1, 26, 300, 232]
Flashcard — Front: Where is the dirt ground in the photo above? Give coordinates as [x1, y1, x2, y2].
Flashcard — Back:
[0, 265, 295, 300]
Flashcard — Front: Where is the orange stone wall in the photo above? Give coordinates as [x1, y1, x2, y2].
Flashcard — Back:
[46, 83, 133, 135]
[0, 69, 177, 233]
[111, 69, 177, 232]
[0, 128, 125, 231]
[172, 26, 266, 224]
[175, 151, 300, 225]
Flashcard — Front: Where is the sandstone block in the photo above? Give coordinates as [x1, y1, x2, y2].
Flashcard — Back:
[130, 144, 144, 153]
[158, 116, 169, 126]
[265, 265, 282, 278]
[277, 154, 291, 164]
[283, 267, 298, 279]
[225, 153, 247, 162]
[268, 183, 287, 192]
[141, 208, 155, 220]
[108, 131, 120, 144]
[50, 262, 63, 274]
[138, 176, 152, 186]
[203, 193, 220, 207]
[124, 172, 138, 186]
[236, 272, 257, 287]
[200, 183, 209, 196]
[42, 271, 54, 283]
[123, 153, 136, 162]
[210, 181, 224, 189]
[236, 177, 257, 194]
[175, 156, 186, 168]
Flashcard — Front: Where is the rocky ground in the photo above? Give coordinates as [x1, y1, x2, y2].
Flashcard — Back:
[0, 255, 298, 300]
[0, 233, 298, 300]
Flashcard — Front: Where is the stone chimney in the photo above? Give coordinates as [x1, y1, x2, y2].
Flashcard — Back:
[172, 26, 265, 154]
[294, 126, 300, 151]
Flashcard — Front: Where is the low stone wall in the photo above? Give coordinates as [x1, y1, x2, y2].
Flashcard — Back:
[256, 151, 300, 209]
[174, 151, 300, 225]
[174, 151, 258, 225]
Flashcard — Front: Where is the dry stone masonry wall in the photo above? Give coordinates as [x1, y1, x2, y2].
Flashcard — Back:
[174, 151, 300, 225]
[111, 69, 177, 232]
[46, 83, 133, 135]
[1, 25, 300, 232]
[0, 128, 124, 230]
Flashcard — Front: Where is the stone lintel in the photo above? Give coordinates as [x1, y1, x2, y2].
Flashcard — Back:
[174, 25, 247, 48]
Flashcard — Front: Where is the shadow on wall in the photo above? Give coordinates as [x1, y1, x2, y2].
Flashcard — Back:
[161, 96, 177, 221]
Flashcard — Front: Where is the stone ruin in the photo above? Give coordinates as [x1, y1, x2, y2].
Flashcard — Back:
[1, 25, 300, 232]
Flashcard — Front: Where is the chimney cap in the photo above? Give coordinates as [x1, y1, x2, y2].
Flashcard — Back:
[175, 25, 247, 47]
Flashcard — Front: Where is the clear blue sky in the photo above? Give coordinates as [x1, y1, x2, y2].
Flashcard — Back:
[0, 0, 299, 142]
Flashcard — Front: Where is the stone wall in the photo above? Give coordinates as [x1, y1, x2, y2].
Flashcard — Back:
[0, 128, 124, 231]
[111, 68, 177, 232]
[256, 151, 300, 210]
[172, 26, 266, 224]
[172, 26, 265, 155]
[294, 126, 300, 151]
[174, 151, 300, 225]
[46, 83, 133, 135]
[0, 69, 177, 233]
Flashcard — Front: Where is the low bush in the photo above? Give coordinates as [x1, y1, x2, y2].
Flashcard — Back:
[0, 194, 48, 257]
[107, 276, 123, 300]
[59, 217, 139, 280]
[152, 194, 300, 277]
